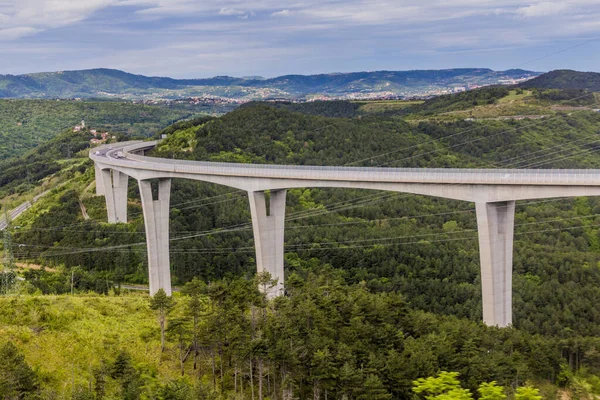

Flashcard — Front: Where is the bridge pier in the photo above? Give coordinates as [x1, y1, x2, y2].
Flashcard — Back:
[476, 200, 516, 327]
[95, 164, 105, 196]
[139, 178, 172, 296]
[100, 169, 128, 223]
[248, 189, 287, 298]
[93, 142, 600, 326]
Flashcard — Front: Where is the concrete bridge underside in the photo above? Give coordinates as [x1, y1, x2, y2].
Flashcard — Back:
[92, 141, 600, 327]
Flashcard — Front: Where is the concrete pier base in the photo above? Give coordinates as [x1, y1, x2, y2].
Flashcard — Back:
[139, 178, 172, 296]
[101, 169, 128, 223]
[248, 189, 287, 298]
[476, 200, 516, 327]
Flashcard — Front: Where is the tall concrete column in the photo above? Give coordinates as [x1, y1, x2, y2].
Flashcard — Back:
[476, 200, 516, 327]
[139, 179, 172, 296]
[94, 164, 105, 196]
[101, 169, 128, 223]
[248, 189, 287, 298]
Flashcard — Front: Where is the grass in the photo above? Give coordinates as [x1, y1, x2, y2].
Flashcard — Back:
[0, 294, 183, 398]
[404, 93, 556, 122]
[497, 89, 534, 104]
[357, 99, 424, 113]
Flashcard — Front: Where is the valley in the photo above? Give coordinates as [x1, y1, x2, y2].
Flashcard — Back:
[2, 71, 600, 398]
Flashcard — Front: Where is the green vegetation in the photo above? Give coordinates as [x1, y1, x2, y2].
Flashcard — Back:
[2, 272, 598, 399]
[241, 100, 365, 118]
[8, 96, 600, 335]
[0, 129, 91, 201]
[0, 342, 39, 398]
[519, 69, 600, 92]
[412, 371, 544, 399]
[3, 85, 600, 398]
[404, 86, 512, 115]
[356, 99, 424, 114]
[0, 99, 212, 160]
[247, 99, 426, 119]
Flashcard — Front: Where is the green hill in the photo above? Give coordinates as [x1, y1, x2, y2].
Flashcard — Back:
[3, 91, 600, 398]
[8, 92, 600, 331]
[0, 99, 216, 160]
[518, 69, 600, 91]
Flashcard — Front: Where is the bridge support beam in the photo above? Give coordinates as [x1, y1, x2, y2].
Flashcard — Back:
[476, 200, 515, 327]
[248, 189, 287, 298]
[101, 169, 128, 223]
[139, 178, 172, 296]
[94, 164, 105, 196]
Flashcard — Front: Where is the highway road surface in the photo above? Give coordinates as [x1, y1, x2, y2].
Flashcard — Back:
[0, 189, 52, 231]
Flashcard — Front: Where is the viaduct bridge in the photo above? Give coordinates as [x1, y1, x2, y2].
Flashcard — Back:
[91, 141, 600, 327]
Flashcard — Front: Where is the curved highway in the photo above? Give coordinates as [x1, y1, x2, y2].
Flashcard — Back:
[92, 140, 600, 188]
[90, 140, 600, 328]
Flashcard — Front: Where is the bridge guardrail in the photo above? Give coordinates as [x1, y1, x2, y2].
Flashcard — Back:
[89, 141, 600, 186]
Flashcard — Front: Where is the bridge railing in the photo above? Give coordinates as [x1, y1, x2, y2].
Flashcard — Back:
[89, 141, 600, 186]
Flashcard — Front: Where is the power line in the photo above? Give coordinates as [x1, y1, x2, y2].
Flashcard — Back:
[501, 134, 600, 168]
[377, 95, 596, 168]
[22, 218, 600, 258]
[18, 202, 600, 258]
[512, 37, 599, 69]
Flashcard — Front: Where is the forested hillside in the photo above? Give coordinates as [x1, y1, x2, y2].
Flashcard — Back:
[3, 87, 600, 398]
[519, 69, 600, 91]
[0, 99, 216, 160]
[0, 274, 580, 399]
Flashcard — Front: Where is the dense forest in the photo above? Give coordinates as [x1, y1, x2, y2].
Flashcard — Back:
[2, 87, 600, 398]
[0, 272, 577, 399]
[0, 99, 217, 160]
[518, 70, 600, 92]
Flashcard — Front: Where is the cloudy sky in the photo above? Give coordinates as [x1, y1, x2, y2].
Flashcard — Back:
[0, 0, 599, 78]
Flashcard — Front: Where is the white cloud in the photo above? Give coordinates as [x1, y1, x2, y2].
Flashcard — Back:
[1, 0, 600, 75]
[219, 7, 245, 16]
[84, 38, 312, 77]
[0, 0, 119, 40]
[218, 6, 254, 19]
[516, 2, 569, 17]
[272, 9, 291, 17]
[0, 26, 41, 40]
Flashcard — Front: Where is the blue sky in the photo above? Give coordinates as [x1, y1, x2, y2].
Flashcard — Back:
[0, 0, 599, 78]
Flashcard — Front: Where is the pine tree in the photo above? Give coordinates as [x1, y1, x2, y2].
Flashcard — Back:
[0, 342, 39, 398]
[182, 277, 208, 371]
[150, 288, 175, 353]
[356, 374, 392, 400]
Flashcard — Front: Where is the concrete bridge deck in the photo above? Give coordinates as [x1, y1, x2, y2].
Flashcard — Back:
[91, 140, 600, 327]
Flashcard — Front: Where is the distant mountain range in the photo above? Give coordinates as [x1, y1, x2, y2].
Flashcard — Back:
[0, 68, 540, 101]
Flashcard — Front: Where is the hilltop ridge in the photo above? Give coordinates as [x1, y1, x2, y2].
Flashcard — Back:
[0, 67, 539, 100]
[518, 69, 600, 91]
